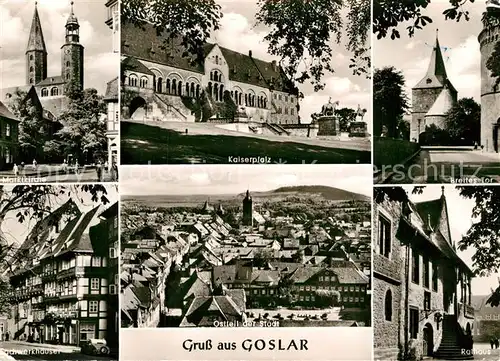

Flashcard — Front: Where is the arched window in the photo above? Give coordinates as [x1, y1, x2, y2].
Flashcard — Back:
[66, 61, 70, 67]
[66, 73, 70, 80]
[129, 74, 138, 87]
[196, 84, 200, 98]
[215, 55, 219, 64]
[210, 72, 213, 81]
[214, 71, 218, 83]
[234, 91, 239, 105]
[190, 83, 195, 98]
[185, 83, 189, 96]
[50, 87, 58, 96]
[219, 85, 224, 102]
[41, 88, 48, 97]
[245, 94, 248, 106]
[5, 124, 11, 137]
[178, 81, 182, 96]
[208, 82, 212, 98]
[157, 78, 163, 93]
[140, 77, 148, 88]
[29, 66, 34, 72]
[30, 54, 33, 61]
[172, 79, 177, 95]
[29, 78, 33, 84]
[166, 79, 171, 94]
[385, 290, 392, 321]
[214, 83, 219, 101]
[238, 93, 242, 106]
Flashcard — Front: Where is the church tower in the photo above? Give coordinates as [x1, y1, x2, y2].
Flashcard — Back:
[242, 190, 253, 227]
[410, 31, 457, 142]
[26, 2, 47, 85]
[478, 16, 500, 153]
[61, 1, 84, 91]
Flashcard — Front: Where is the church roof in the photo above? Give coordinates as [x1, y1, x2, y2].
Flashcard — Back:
[0, 101, 18, 121]
[26, 4, 47, 53]
[121, 21, 295, 93]
[66, 2, 79, 26]
[426, 86, 456, 116]
[36, 76, 65, 86]
[413, 34, 455, 92]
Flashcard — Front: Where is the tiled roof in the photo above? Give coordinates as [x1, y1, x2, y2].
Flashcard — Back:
[104, 77, 119, 101]
[0, 101, 18, 121]
[36, 76, 65, 86]
[180, 294, 244, 327]
[426, 86, 456, 116]
[26, 5, 47, 52]
[333, 267, 369, 285]
[122, 57, 155, 76]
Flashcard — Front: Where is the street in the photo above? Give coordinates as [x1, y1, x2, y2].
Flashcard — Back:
[0, 341, 115, 361]
[0, 165, 117, 183]
[382, 149, 500, 183]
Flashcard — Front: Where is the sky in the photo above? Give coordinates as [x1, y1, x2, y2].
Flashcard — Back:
[403, 185, 499, 296]
[0, 0, 119, 94]
[213, 0, 372, 130]
[1, 184, 119, 247]
[374, 0, 485, 110]
[120, 164, 373, 197]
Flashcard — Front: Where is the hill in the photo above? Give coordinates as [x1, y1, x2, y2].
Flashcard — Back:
[239, 185, 369, 202]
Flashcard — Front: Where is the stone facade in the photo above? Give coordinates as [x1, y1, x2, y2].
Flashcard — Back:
[479, 25, 500, 152]
[374, 191, 474, 361]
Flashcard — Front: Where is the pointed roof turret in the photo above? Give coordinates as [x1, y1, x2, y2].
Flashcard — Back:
[414, 30, 455, 91]
[26, 2, 47, 53]
[425, 84, 455, 117]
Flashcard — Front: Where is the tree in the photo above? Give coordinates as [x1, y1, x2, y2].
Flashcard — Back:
[373, 67, 410, 138]
[420, 123, 452, 146]
[445, 97, 481, 145]
[56, 83, 107, 163]
[315, 289, 341, 307]
[256, 0, 371, 91]
[121, 0, 222, 64]
[334, 107, 357, 132]
[398, 117, 410, 140]
[374, 0, 476, 40]
[9, 90, 52, 162]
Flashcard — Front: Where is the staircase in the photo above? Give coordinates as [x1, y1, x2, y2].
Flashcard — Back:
[434, 315, 474, 360]
[272, 123, 291, 136]
[153, 94, 189, 122]
[262, 123, 288, 136]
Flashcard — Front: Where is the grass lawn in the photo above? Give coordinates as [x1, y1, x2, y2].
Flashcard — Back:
[121, 122, 371, 164]
[374, 136, 420, 170]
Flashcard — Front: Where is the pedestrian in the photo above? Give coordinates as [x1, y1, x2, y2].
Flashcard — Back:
[96, 160, 102, 181]
[74, 160, 79, 174]
[112, 162, 118, 181]
[13, 163, 18, 177]
[185, 128, 188, 135]
[32, 158, 37, 170]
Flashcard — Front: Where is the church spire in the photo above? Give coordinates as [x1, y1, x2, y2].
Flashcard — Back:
[425, 29, 448, 84]
[26, 2, 48, 85]
[26, 2, 47, 53]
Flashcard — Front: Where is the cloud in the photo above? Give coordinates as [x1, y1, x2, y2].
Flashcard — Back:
[212, 12, 272, 62]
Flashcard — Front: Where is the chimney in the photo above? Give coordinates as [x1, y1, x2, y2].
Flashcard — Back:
[248, 50, 252, 57]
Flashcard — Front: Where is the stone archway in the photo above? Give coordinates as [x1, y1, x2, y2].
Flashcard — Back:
[423, 323, 434, 357]
[129, 96, 147, 119]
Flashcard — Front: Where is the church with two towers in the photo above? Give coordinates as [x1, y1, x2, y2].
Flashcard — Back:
[2, 1, 85, 119]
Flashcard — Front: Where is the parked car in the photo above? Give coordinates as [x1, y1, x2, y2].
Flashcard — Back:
[81, 339, 110, 355]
